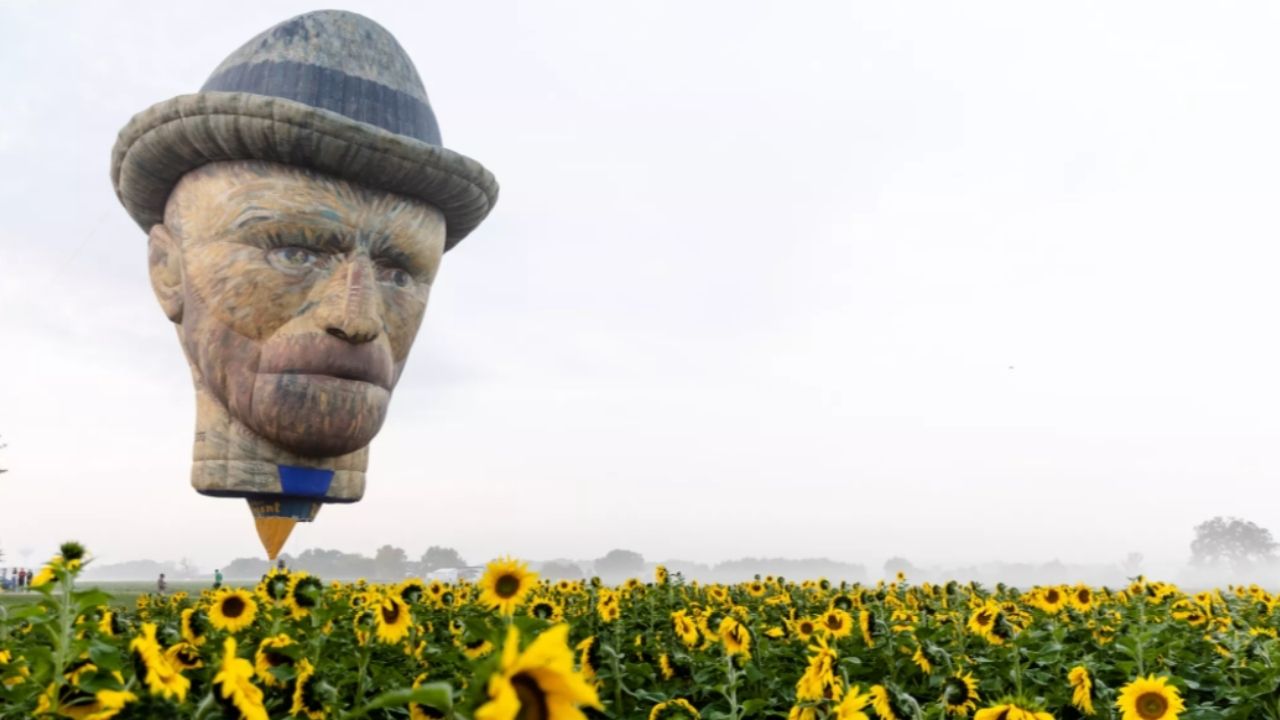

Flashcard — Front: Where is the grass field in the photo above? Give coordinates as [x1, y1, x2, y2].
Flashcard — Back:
[0, 579, 246, 609]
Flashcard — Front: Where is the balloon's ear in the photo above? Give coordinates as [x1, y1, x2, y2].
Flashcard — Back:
[147, 224, 184, 323]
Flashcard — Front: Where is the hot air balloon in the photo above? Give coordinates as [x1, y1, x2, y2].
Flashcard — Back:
[110, 10, 498, 558]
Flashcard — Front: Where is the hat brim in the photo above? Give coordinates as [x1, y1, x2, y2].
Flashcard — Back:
[110, 92, 498, 249]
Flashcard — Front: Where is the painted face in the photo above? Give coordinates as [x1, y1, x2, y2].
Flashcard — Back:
[152, 160, 446, 457]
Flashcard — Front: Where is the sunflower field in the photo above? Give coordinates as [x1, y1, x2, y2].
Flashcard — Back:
[1, 543, 1277, 719]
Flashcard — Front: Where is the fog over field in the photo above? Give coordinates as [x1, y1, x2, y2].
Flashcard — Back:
[5, 1, 1280, 576]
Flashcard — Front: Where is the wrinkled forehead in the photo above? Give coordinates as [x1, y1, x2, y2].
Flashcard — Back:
[163, 160, 446, 249]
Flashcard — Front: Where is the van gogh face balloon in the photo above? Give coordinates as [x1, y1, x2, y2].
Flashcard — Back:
[111, 11, 498, 556]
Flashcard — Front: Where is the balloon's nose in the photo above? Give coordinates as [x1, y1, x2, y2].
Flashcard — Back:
[315, 258, 381, 344]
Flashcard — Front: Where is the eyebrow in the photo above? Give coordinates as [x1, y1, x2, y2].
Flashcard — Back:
[368, 232, 434, 276]
[228, 206, 349, 232]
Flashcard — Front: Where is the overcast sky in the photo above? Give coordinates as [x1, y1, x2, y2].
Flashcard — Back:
[3, 1, 1280, 574]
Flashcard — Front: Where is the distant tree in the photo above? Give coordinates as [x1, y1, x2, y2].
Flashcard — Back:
[0, 434, 8, 474]
[540, 560, 584, 580]
[292, 548, 374, 578]
[374, 545, 408, 580]
[223, 556, 273, 579]
[419, 546, 467, 573]
[883, 556, 918, 579]
[594, 549, 645, 581]
[1191, 517, 1279, 569]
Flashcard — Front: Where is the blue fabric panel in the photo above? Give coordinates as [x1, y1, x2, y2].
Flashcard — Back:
[277, 465, 335, 498]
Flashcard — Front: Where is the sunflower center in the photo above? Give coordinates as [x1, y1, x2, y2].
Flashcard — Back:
[381, 602, 402, 625]
[976, 611, 992, 625]
[495, 574, 521, 599]
[512, 673, 548, 720]
[941, 679, 966, 705]
[1046, 590, 1060, 603]
[1137, 692, 1168, 719]
[222, 596, 246, 618]
[264, 650, 290, 667]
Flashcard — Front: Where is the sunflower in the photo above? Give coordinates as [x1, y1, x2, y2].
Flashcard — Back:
[911, 645, 932, 675]
[941, 672, 979, 716]
[254, 634, 296, 688]
[577, 636, 600, 681]
[0, 649, 30, 688]
[462, 636, 497, 660]
[597, 589, 621, 623]
[180, 608, 210, 646]
[655, 565, 670, 585]
[374, 594, 413, 644]
[974, 703, 1053, 720]
[1068, 666, 1095, 716]
[719, 617, 752, 657]
[291, 658, 327, 720]
[208, 588, 258, 633]
[791, 616, 818, 642]
[869, 685, 898, 720]
[746, 580, 767, 598]
[820, 609, 854, 639]
[286, 573, 325, 618]
[658, 653, 676, 680]
[213, 637, 268, 720]
[164, 642, 204, 671]
[353, 608, 375, 646]
[37, 684, 136, 720]
[257, 568, 292, 605]
[796, 636, 842, 702]
[966, 603, 1003, 645]
[398, 577, 428, 605]
[97, 611, 123, 638]
[672, 611, 700, 647]
[479, 557, 538, 616]
[426, 580, 448, 605]
[859, 610, 876, 648]
[30, 554, 80, 589]
[474, 624, 601, 720]
[1065, 585, 1092, 611]
[129, 622, 190, 702]
[529, 596, 565, 622]
[650, 698, 701, 720]
[599, 602, 622, 623]
[1116, 675, 1185, 720]
[836, 685, 874, 720]
[790, 706, 819, 720]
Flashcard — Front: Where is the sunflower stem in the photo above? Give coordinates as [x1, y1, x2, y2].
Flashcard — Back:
[724, 653, 742, 720]
[1011, 637, 1023, 698]
[355, 639, 373, 708]
[609, 622, 626, 715]
[1135, 594, 1146, 676]
[50, 562, 74, 707]
[192, 692, 216, 720]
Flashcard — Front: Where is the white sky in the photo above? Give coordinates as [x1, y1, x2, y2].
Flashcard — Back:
[3, 1, 1280, 574]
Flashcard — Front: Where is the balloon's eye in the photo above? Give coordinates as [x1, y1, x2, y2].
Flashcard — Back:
[267, 246, 324, 273]
[377, 265, 413, 288]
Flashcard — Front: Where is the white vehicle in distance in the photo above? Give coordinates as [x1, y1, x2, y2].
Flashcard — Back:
[425, 567, 482, 582]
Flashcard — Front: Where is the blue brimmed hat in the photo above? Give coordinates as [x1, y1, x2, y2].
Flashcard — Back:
[110, 10, 498, 249]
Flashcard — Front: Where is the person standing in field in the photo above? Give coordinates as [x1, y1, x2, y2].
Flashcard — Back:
[213, 569, 223, 589]
[157, 573, 167, 595]
[17, 568, 26, 588]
